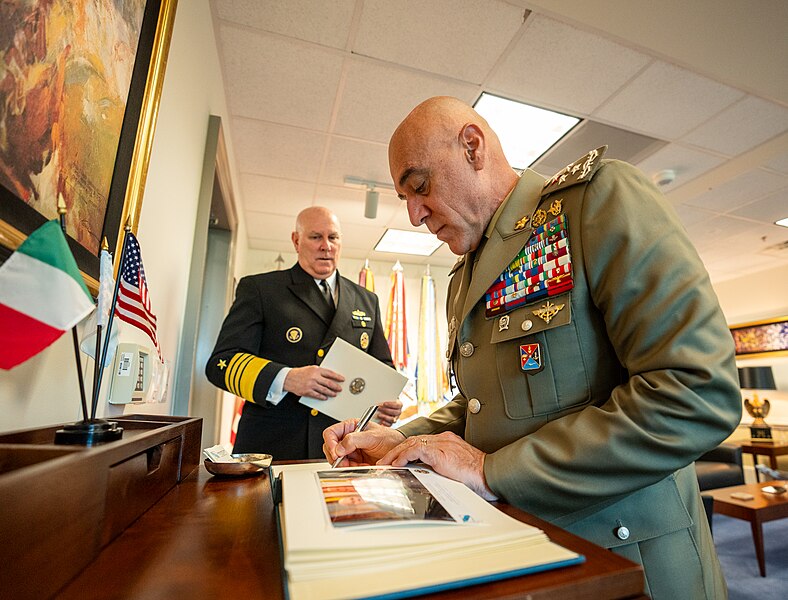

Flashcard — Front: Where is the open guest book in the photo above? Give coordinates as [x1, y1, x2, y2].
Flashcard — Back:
[274, 463, 584, 600]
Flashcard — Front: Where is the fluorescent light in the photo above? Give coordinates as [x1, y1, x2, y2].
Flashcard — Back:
[374, 229, 443, 256]
[473, 93, 579, 170]
[776, 217, 788, 228]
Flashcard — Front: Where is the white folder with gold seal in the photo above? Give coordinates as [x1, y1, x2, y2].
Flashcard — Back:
[299, 337, 407, 422]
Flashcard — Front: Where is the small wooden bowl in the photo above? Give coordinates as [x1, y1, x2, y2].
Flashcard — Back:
[204, 453, 272, 477]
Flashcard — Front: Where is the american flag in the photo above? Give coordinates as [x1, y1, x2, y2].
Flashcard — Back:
[115, 232, 160, 356]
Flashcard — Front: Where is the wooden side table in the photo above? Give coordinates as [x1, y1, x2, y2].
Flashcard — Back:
[705, 481, 788, 577]
[739, 440, 788, 481]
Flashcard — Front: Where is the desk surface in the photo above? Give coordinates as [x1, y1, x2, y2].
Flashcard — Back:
[57, 465, 644, 600]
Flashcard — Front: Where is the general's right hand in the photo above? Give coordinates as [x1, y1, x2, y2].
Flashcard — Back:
[284, 365, 344, 400]
[323, 420, 404, 467]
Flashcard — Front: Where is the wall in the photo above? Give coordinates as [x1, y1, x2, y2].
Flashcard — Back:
[0, 1, 241, 431]
[714, 262, 788, 426]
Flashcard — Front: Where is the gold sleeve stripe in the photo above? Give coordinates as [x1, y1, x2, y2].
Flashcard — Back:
[225, 353, 270, 401]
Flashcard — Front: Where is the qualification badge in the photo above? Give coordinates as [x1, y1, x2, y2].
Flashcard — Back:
[360, 331, 370, 349]
[498, 315, 510, 332]
[514, 215, 529, 230]
[520, 343, 542, 372]
[532, 301, 564, 324]
[286, 327, 302, 343]
[531, 209, 547, 228]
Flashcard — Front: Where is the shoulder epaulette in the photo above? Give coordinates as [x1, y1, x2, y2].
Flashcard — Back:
[541, 145, 608, 196]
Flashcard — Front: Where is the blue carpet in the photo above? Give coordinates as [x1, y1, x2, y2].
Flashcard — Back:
[713, 514, 788, 599]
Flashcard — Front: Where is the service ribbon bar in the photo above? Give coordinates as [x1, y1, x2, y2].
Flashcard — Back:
[485, 215, 574, 318]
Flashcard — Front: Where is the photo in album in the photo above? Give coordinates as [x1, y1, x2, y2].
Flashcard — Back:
[317, 468, 454, 527]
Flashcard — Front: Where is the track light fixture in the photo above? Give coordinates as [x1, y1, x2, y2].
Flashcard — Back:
[343, 176, 395, 220]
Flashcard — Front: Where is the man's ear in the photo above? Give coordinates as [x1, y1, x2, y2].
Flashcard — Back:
[460, 124, 485, 170]
[291, 231, 299, 251]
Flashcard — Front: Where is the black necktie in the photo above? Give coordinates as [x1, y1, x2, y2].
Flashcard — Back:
[320, 279, 334, 309]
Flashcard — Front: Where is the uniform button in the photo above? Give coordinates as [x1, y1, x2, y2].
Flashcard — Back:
[521, 319, 533, 332]
[310, 409, 319, 417]
[459, 342, 474, 357]
[468, 398, 481, 414]
[317, 349, 325, 357]
[615, 525, 630, 541]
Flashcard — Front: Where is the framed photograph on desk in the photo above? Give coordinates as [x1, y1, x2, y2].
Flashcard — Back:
[0, 0, 176, 290]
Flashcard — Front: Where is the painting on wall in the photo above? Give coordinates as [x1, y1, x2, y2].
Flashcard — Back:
[0, 0, 176, 288]
[730, 316, 788, 359]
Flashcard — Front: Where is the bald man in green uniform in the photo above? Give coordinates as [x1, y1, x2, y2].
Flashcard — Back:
[324, 97, 741, 599]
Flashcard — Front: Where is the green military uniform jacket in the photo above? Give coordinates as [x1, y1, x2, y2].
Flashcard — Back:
[399, 148, 741, 599]
[206, 263, 393, 460]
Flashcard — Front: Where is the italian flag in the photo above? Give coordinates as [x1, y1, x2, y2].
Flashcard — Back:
[0, 220, 94, 370]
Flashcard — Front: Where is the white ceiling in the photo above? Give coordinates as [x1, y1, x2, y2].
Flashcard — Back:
[208, 0, 788, 283]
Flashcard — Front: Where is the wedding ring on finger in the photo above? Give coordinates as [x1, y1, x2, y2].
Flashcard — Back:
[420, 438, 428, 447]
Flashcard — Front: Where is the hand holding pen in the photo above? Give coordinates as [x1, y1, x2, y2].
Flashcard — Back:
[330, 405, 378, 468]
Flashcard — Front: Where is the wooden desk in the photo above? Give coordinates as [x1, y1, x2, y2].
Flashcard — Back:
[706, 480, 788, 577]
[739, 440, 788, 481]
[56, 465, 644, 600]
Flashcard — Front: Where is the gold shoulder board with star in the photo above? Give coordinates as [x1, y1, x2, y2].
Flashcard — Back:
[542, 145, 608, 196]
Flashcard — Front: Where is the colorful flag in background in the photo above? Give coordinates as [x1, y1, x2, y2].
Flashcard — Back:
[358, 259, 375, 292]
[0, 220, 94, 370]
[416, 267, 448, 416]
[384, 261, 408, 372]
[115, 232, 161, 358]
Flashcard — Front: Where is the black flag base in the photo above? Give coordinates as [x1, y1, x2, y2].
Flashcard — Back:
[54, 419, 124, 446]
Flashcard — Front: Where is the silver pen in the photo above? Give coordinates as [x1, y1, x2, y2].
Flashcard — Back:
[331, 405, 378, 468]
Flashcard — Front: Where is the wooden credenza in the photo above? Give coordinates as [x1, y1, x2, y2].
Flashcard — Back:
[53, 462, 646, 600]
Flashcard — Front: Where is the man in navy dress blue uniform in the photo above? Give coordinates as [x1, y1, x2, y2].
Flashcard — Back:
[206, 206, 400, 460]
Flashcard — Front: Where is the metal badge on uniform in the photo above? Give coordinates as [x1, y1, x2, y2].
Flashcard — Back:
[286, 327, 302, 343]
[351, 309, 372, 328]
[360, 331, 370, 349]
[349, 378, 366, 394]
[532, 301, 565, 324]
[498, 315, 509, 332]
[520, 343, 542, 372]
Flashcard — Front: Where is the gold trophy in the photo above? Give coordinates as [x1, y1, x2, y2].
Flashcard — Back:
[744, 392, 772, 441]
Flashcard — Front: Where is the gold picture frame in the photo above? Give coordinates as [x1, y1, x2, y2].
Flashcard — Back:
[730, 315, 788, 359]
[0, 0, 178, 293]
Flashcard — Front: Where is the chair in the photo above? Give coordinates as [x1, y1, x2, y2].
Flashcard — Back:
[695, 443, 745, 491]
[695, 442, 745, 533]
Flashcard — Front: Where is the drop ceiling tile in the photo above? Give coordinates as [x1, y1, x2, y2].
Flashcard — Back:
[686, 169, 788, 213]
[334, 59, 479, 143]
[244, 212, 298, 242]
[681, 96, 788, 156]
[232, 118, 327, 180]
[314, 185, 401, 226]
[682, 214, 754, 250]
[673, 204, 718, 229]
[488, 14, 650, 115]
[730, 188, 788, 224]
[594, 61, 744, 139]
[219, 24, 343, 130]
[765, 150, 788, 175]
[339, 221, 389, 247]
[214, 0, 355, 49]
[320, 137, 392, 188]
[240, 174, 315, 214]
[635, 143, 726, 193]
[354, 0, 524, 83]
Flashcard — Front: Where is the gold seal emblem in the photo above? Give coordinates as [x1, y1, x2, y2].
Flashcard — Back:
[360, 331, 370, 349]
[349, 378, 366, 395]
[531, 209, 547, 228]
[286, 327, 302, 343]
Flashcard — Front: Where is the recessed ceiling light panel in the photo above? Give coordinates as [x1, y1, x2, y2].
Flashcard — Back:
[374, 229, 443, 256]
[473, 93, 580, 170]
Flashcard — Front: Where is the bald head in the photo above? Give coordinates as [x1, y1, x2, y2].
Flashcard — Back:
[292, 206, 342, 279]
[388, 96, 518, 255]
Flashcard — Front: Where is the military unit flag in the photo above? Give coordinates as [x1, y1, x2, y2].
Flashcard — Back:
[384, 260, 408, 372]
[0, 220, 94, 370]
[416, 267, 448, 414]
[358, 259, 375, 292]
